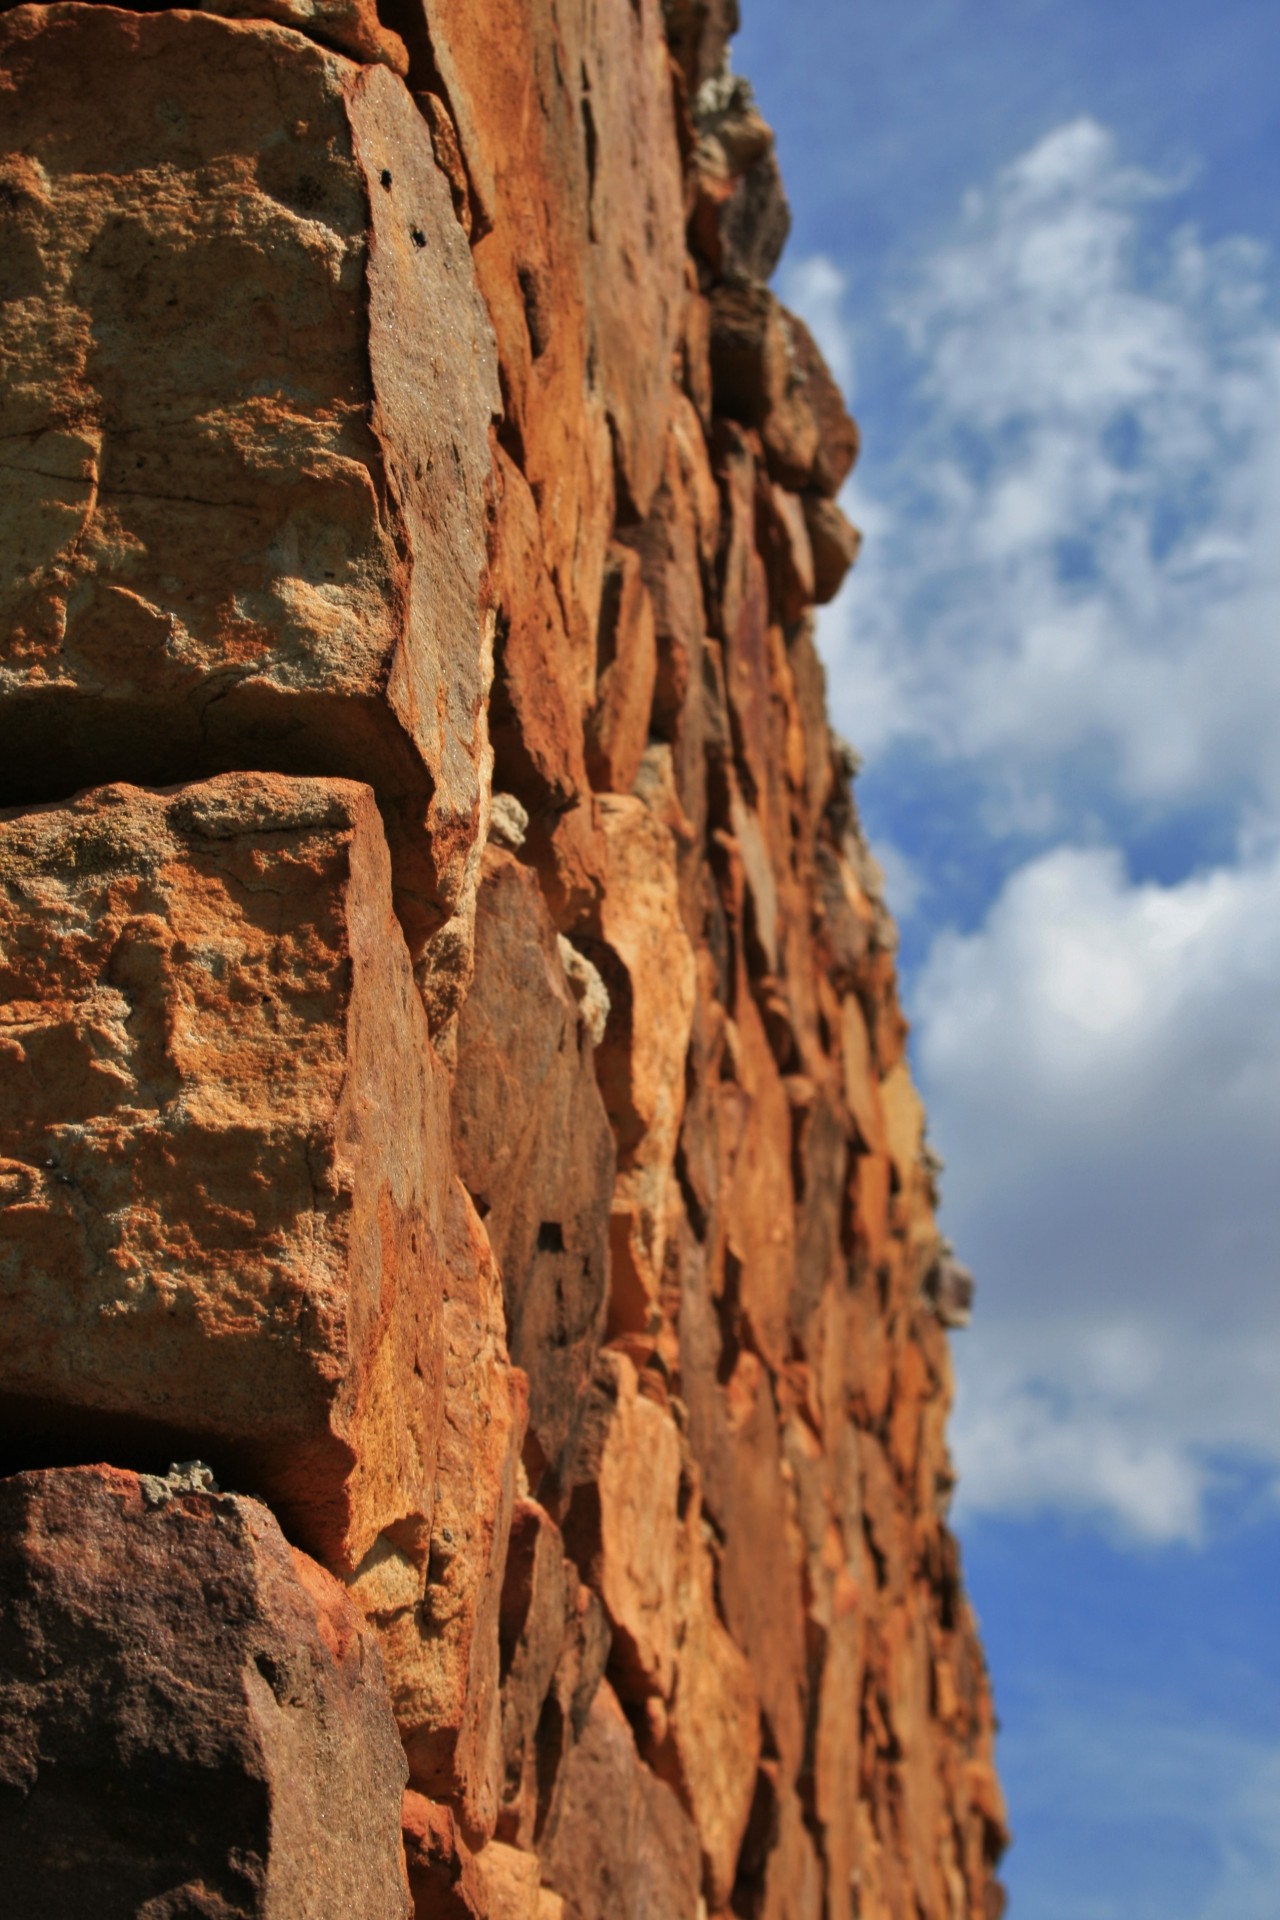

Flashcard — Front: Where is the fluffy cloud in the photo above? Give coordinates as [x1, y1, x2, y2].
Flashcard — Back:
[914, 839, 1280, 1540]
[785, 121, 1280, 1541]
[808, 118, 1280, 828]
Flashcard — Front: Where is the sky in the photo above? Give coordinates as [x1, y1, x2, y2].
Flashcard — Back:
[732, 2, 1280, 1912]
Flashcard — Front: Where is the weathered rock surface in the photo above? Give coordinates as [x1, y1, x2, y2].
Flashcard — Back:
[452, 850, 615, 1486]
[365, 1180, 527, 1838]
[0, 0, 1006, 1913]
[0, 3, 500, 980]
[0, 774, 444, 1574]
[0, 1464, 411, 1918]
[542, 1682, 703, 1920]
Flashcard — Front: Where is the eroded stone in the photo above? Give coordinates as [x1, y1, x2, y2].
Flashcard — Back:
[0, 1464, 411, 1918]
[0, 774, 445, 1573]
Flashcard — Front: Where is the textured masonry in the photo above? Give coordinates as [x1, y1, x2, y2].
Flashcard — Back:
[0, 2, 1006, 1915]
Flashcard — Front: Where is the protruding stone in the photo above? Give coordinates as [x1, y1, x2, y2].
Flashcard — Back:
[583, 796, 697, 1326]
[453, 850, 615, 1482]
[0, 1465, 411, 1918]
[373, 1182, 527, 1838]
[542, 1682, 703, 1920]
[0, 775, 445, 1574]
[0, 6, 500, 966]
[490, 793, 531, 851]
[803, 493, 862, 604]
[586, 548, 660, 797]
[663, 0, 741, 91]
[200, 0, 409, 72]
[562, 1351, 682, 1703]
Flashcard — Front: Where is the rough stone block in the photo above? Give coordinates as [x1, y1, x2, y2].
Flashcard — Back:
[641, 1495, 761, 1909]
[452, 848, 615, 1481]
[0, 1463, 411, 1919]
[562, 1350, 682, 1703]
[0, 774, 445, 1572]
[542, 1682, 703, 1920]
[583, 794, 696, 1325]
[365, 1179, 527, 1837]
[0, 5, 499, 964]
[497, 1497, 610, 1849]
[585, 547, 659, 797]
[802, 493, 862, 605]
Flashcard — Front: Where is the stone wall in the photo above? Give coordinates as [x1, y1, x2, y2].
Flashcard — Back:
[0, 1, 1007, 1913]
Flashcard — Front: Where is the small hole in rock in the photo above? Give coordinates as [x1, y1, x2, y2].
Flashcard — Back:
[411, 226, 426, 248]
[380, 168, 393, 189]
[537, 1221, 565, 1254]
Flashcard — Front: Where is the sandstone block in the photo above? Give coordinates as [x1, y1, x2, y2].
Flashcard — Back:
[497, 1496, 610, 1849]
[719, 1355, 808, 1785]
[781, 311, 859, 499]
[722, 992, 797, 1371]
[0, 1464, 411, 1918]
[584, 794, 696, 1324]
[688, 74, 791, 284]
[562, 1350, 682, 1703]
[0, 6, 499, 964]
[452, 849, 615, 1481]
[880, 1061, 927, 1193]
[422, 0, 683, 657]
[662, 0, 740, 91]
[642, 1497, 761, 1908]
[201, 0, 409, 71]
[489, 448, 591, 810]
[841, 991, 888, 1157]
[709, 286, 860, 503]
[585, 547, 660, 796]
[542, 1683, 703, 1920]
[364, 1181, 527, 1837]
[403, 1792, 564, 1920]
[0, 774, 445, 1572]
[802, 493, 862, 605]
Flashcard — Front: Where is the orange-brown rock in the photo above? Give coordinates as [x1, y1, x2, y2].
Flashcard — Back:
[0, 4, 500, 976]
[452, 849, 615, 1483]
[0, 775, 444, 1573]
[541, 1682, 703, 1920]
[0, 1464, 411, 1918]
[585, 547, 660, 797]
[0, 0, 1006, 1912]
[365, 1181, 527, 1839]
[496, 1498, 610, 1848]
[402, 1793, 566, 1920]
[583, 793, 697, 1329]
[561, 1350, 682, 1701]
[641, 1489, 761, 1908]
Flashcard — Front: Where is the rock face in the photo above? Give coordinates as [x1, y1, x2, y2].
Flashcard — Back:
[0, 773, 446, 1575]
[0, 2, 1006, 1916]
[0, 1463, 411, 1918]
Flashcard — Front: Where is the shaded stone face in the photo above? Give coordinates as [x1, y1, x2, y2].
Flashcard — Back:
[0, 4, 499, 959]
[0, 1464, 412, 1920]
[541, 1682, 703, 1920]
[0, 774, 447, 1572]
[452, 848, 615, 1484]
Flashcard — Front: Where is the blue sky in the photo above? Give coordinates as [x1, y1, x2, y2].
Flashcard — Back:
[733, 3, 1280, 1912]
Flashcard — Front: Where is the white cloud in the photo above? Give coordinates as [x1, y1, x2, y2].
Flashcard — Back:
[813, 118, 1280, 827]
[787, 120, 1280, 1543]
[915, 840, 1280, 1540]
